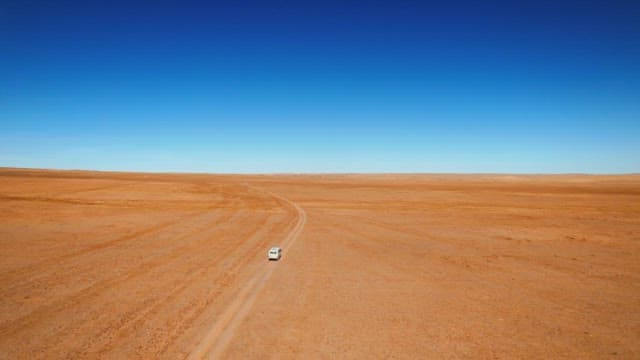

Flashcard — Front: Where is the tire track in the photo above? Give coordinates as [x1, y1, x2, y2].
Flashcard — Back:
[0, 211, 202, 286]
[153, 213, 291, 358]
[0, 209, 239, 338]
[1, 191, 250, 298]
[86, 212, 276, 357]
[0, 210, 217, 313]
[187, 187, 306, 359]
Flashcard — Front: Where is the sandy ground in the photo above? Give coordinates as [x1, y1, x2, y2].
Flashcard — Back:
[0, 169, 639, 359]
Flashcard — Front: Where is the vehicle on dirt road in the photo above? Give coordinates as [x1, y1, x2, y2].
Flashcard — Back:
[268, 247, 282, 261]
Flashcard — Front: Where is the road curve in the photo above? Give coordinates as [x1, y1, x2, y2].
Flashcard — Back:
[187, 187, 306, 359]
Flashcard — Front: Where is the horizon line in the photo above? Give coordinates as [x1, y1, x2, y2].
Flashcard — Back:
[1, 166, 638, 177]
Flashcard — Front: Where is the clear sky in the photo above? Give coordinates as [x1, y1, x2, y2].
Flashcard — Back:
[2, 1, 639, 173]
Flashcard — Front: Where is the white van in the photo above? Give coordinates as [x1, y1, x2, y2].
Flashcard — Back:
[268, 247, 282, 261]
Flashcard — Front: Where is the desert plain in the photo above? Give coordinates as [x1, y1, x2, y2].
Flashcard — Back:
[0, 168, 639, 359]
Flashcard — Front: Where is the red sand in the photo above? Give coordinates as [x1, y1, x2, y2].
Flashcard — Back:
[1, 169, 639, 358]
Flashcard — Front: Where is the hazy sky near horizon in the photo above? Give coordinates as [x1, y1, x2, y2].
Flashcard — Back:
[2, 1, 639, 173]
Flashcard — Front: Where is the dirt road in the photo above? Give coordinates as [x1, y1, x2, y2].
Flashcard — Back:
[1, 169, 639, 358]
[188, 187, 306, 359]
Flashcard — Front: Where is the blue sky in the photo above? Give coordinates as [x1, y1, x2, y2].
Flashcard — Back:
[2, 1, 639, 173]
